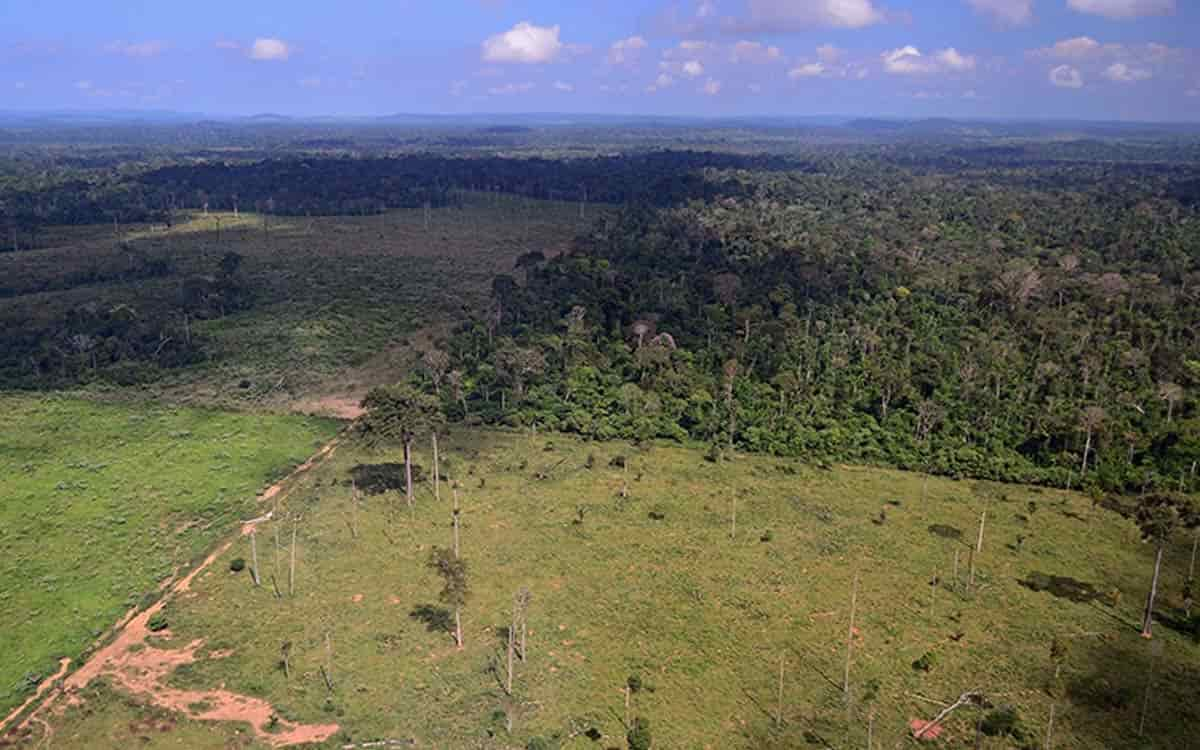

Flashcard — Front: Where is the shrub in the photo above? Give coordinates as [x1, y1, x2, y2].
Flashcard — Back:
[610, 455, 627, 468]
[526, 738, 553, 750]
[627, 717, 652, 750]
[912, 652, 936, 672]
[147, 612, 169, 632]
[229, 558, 246, 572]
[980, 706, 1027, 741]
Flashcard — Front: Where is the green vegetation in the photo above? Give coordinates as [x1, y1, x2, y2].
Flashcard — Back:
[42, 430, 1200, 748]
[0, 395, 336, 715]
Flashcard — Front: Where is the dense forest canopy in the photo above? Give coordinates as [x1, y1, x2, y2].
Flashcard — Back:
[1, 127, 1197, 493]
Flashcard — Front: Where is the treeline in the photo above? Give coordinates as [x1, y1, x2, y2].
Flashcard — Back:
[1, 151, 792, 244]
[439, 164, 1200, 491]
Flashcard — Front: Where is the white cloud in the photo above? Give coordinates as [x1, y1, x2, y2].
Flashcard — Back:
[682, 60, 705, 77]
[250, 38, 290, 61]
[1039, 36, 1102, 59]
[731, 40, 782, 64]
[608, 36, 647, 66]
[482, 22, 563, 64]
[882, 46, 977, 75]
[937, 48, 977, 71]
[966, 0, 1033, 25]
[553, 80, 575, 92]
[744, 0, 885, 29]
[646, 72, 676, 93]
[105, 40, 167, 58]
[702, 78, 722, 95]
[1067, 0, 1174, 19]
[1104, 62, 1151, 82]
[789, 62, 828, 78]
[1049, 64, 1084, 88]
[488, 81, 536, 95]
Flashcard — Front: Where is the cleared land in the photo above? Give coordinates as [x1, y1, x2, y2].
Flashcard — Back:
[0, 395, 337, 719]
[21, 429, 1200, 749]
[0, 194, 591, 413]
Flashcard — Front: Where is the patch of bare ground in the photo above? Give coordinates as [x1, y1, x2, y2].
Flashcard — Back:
[4, 439, 342, 748]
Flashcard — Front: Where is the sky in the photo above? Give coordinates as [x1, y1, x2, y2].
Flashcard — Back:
[2, 0, 1198, 121]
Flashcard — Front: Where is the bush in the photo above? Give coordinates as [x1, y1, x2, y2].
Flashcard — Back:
[525, 738, 554, 750]
[912, 652, 937, 672]
[147, 612, 169, 632]
[627, 717, 652, 750]
[610, 455, 627, 468]
[229, 558, 246, 572]
[980, 706, 1027, 741]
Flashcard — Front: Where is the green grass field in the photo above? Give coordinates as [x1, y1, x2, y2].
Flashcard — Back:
[36, 428, 1200, 749]
[0, 395, 338, 718]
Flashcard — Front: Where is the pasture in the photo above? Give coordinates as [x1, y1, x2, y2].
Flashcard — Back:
[0, 395, 336, 719]
[26, 428, 1200, 749]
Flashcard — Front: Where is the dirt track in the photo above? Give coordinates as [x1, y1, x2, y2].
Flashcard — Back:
[1, 439, 344, 748]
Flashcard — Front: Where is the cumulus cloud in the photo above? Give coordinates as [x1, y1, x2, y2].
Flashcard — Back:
[1049, 64, 1084, 88]
[553, 80, 575, 92]
[702, 78, 722, 95]
[608, 36, 647, 66]
[966, 0, 1033, 25]
[250, 38, 290, 61]
[488, 81, 536, 95]
[482, 22, 563, 64]
[105, 40, 167, 58]
[1037, 36, 1102, 59]
[789, 62, 828, 78]
[682, 60, 705, 77]
[646, 72, 676, 93]
[730, 40, 782, 64]
[741, 0, 885, 30]
[1067, 0, 1174, 19]
[882, 46, 976, 75]
[1104, 62, 1151, 82]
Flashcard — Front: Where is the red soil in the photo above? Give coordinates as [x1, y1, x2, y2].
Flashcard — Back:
[5, 437, 343, 747]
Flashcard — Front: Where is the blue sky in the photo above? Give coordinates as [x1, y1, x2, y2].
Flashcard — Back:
[2, 0, 1198, 120]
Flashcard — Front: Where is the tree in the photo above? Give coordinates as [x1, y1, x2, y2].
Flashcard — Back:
[358, 384, 444, 505]
[428, 548, 468, 648]
[422, 349, 451, 396]
[1158, 382, 1183, 424]
[1079, 406, 1106, 479]
[1135, 493, 1198, 638]
[627, 717, 652, 750]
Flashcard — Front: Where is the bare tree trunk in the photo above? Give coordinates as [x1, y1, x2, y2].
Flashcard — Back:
[776, 653, 785, 727]
[506, 618, 515, 695]
[730, 493, 737, 541]
[452, 484, 461, 559]
[976, 511, 986, 554]
[1046, 702, 1056, 750]
[1080, 429, 1093, 477]
[273, 523, 281, 598]
[1141, 544, 1165, 638]
[454, 607, 463, 649]
[432, 433, 440, 503]
[404, 439, 414, 507]
[1189, 532, 1198, 583]
[250, 531, 260, 586]
[968, 546, 977, 590]
[289, 519, 297, 597]
[844, 572, 860, 698]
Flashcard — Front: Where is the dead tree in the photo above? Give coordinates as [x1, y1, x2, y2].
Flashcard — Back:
[844, 572, 860, 698]
[289, 517, 298, 597]
[250, 530, 261, 586]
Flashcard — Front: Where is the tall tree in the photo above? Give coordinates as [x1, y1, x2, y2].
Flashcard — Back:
[428, 548, 469, 648]
[358, 384, 444, 505]
[1134, 493, 1198, 638]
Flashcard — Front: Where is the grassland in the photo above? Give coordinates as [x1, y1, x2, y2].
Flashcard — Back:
[34, 429, 1200, 749]
[0, 194, 592, 413]
[0, 395, 337, 718]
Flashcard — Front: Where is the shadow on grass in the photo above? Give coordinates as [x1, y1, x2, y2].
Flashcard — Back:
[409, 604, 453, 634]
[1018, 572, 1102, 604]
